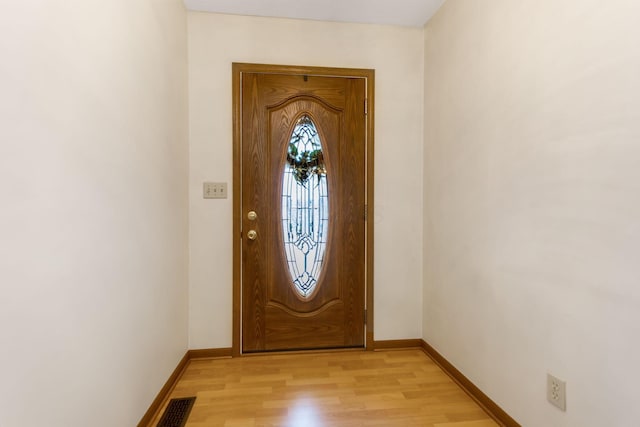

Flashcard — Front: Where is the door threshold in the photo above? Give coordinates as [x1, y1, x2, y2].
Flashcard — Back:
[241, 346, 365, 357]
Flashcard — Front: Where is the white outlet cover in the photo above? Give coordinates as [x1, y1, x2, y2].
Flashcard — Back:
[547, 373, 566, 411]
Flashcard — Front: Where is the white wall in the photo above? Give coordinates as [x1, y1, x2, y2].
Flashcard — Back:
[188, 13, 424, 348]
[423, 1, 640, 425]
[0, 1, 189, 426]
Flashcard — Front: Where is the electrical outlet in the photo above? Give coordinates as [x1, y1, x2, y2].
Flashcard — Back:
[547, 373, 566, 411]
[203, 182, 227, 199]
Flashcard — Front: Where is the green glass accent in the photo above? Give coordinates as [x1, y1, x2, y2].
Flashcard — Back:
[281, 115, 329, 298]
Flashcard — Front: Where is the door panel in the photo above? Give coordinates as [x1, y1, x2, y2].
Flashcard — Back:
[240, 70, 367, 352]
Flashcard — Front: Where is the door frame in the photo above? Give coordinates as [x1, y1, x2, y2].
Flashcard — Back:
[232, 63, 375, 356]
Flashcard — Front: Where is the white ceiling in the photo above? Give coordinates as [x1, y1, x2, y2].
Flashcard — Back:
[183, 0, 446, 27]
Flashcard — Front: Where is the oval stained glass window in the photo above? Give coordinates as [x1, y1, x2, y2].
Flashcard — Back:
[281, 115, 329, 298]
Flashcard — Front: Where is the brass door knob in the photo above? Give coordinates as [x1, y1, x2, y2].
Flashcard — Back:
[247, 230, 257, 240]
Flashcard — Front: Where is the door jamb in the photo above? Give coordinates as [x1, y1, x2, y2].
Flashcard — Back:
[232, 63, 375, 356]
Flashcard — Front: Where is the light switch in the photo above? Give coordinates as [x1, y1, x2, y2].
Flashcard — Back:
[203, 182, 227, 199]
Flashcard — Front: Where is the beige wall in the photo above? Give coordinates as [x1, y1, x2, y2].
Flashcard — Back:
[0, 0, 189, 425]
[423, 1, 640, 425]
[6, 1, 637, 425]
[188, 12, 425, 348]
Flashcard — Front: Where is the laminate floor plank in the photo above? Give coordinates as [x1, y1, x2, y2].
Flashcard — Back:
[148, 349, 499, 426]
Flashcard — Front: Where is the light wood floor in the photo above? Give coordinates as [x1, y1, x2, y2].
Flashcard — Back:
[149, 349, 499, 427]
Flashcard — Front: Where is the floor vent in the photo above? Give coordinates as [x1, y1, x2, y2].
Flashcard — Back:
[157, 397, 196, 427]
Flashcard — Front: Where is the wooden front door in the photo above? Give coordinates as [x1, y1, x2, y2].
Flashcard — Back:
[233, 64, 373, 353]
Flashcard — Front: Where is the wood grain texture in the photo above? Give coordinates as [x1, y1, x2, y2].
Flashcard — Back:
[232, 64, 242, 357]
[145, 349, 500, 427]
[235, 64, 373, 353]
[420, 341, 521, 427]
[266, 96, 342, 313]
[364, 71, 374, 351]
[233, 65, 375, 354]
[341, 77, 366, 347]
[242, 71, 268, 352]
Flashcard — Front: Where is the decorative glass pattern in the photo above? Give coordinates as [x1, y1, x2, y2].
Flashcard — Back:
[282, 115, 329, 298]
